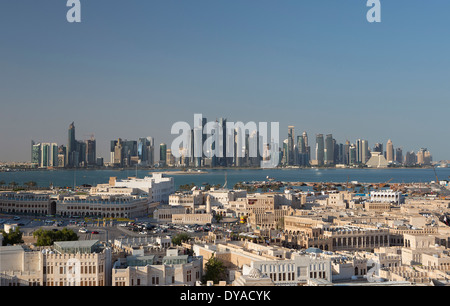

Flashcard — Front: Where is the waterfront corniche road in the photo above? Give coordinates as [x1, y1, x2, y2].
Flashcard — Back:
[0, 168, 449, 189]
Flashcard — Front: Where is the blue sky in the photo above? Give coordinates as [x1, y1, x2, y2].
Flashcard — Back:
[1, 0, 449, 161]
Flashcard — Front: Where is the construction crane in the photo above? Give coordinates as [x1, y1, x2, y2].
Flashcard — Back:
[84, 134, 95, 141]
[432, 165, 440, 184]
[378, 178, 393, 189]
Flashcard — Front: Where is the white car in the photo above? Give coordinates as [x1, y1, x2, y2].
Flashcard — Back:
[78, 228, 88, 233]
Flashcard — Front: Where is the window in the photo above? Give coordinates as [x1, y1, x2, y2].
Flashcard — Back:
[187, 271, 192, 282]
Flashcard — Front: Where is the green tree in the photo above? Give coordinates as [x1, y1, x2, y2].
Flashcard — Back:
[202, 253, 226, 284]
[33, 228, 78, 246]
[214, 214, 223, 222]
[179, 182, 196, 191]
[171, 233, 191, 246]
[1, 227, 24, 246]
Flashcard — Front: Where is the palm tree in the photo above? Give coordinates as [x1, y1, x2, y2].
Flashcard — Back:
[24, 181, 37, 188]
[9, 181, 18, 188]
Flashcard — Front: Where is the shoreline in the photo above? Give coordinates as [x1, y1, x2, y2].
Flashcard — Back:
[0, 165, 444, 173]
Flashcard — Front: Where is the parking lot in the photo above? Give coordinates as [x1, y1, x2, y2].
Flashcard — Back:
[1, 213, 248, 244]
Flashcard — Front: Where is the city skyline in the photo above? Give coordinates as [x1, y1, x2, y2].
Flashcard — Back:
[27, 121, 437, 168]
[1, 1, 450, 161]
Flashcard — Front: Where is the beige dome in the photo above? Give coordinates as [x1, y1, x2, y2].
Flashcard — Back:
[248, 268, 263, 279]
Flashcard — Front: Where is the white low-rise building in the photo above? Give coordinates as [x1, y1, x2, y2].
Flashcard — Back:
[0, 240, 112, 286]
[370, 190, 404, 205]
[111, 173, 175, 204]
[112, 248, 202, 286]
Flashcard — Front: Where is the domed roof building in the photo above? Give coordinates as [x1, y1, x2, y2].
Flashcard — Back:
[232, 267, 275, 286]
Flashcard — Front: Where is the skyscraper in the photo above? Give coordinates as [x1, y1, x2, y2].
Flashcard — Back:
[297, 135, 308, 166]
[405, 151, 417, 166]
[349, 144, 357, 165]
[85, 138, 97, 166]
[344, 140, 350, 165]
[361, 139, 369, 164]
[287, 126, 295, 166]
[282, 139, 288, 166]
[303, 131, 310, 165]
[58, 145, 67, 168]
[138, 137, 155, 166]
[67, 122, 77, 167]
[417, 148, 432, 165]
[324, 134, 334, 165]
[373, 143, 383, 154]
[31, 141, 41, 167]
[356, 139, 362, 163]
[356, 139, 369, 164]
[112, 139, 123, 166]
[315, 134, 324, 166]
[395, 148, 403, 164]
[218, 118, 227, 166]
[160, 143, 167, 166]
[386, 139, 394, 163]
[41, 143, 49, 168]
[77, 141, 86, 167]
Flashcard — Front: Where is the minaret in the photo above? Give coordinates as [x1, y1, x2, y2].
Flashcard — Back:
[206, 195, 211, 214]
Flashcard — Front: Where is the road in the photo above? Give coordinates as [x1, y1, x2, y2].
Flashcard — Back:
[1, 213, 247, 244]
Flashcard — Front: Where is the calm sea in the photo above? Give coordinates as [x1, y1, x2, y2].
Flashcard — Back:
[0, 168, 449, 189]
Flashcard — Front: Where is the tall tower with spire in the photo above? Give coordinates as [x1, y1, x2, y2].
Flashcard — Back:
[67, 122, 77, 167]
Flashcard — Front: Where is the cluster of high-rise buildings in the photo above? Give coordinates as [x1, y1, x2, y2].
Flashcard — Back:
[110, 137, 155, 168]
[156, 116, 270, 168]
[31, 122, 99, 168]
[30, 121, 433, 169]
[281, 127, 433, 167]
